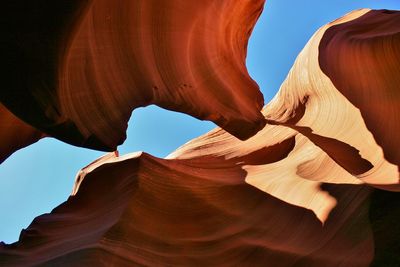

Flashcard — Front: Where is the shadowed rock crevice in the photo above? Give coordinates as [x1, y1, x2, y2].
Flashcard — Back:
[1, 0, 94, 149]
[239, 137, 296, 165]
[369, 189, 400, 267]
[266, 118, 373, 176]
[290, 126, 373, 175]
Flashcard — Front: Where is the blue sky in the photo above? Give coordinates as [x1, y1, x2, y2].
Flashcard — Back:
[1, 0, 399, 244]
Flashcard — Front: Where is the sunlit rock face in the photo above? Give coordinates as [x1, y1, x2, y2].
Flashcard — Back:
[1, 9, 400, 266]
[1, 0, 265, 156]
[264, 9, 400, 191]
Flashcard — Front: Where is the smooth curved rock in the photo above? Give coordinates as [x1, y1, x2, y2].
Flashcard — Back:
[319, 9, 400, 171]
[264, 9, 400, 190]
[0, 152, 374, 267]
[1, 1, 91, 151]
[172, 9, 400, 191]
[1, 0, 265, 152]
[0, 104, 43, 164]
[1, 7, 399, 267]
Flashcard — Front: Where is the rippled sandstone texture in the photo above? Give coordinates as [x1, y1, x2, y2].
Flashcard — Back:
[1, 8, 399, 267]
[0, 152, 376, 267]
[1, 0, 265, 157]
[319, 9, 400, 173]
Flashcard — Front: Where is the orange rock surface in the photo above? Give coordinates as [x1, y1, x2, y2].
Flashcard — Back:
[1, 9, 399, 266]
[1, 0, 265, 154]
[0, 152, 375, 266]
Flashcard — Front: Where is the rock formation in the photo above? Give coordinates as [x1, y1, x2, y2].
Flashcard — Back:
[1, 8, 399, 266]
[319, 9, 400, 173]
[1, 0, 265, 157]
[0, 152, 375, 266]
[0, 104, 43, 164]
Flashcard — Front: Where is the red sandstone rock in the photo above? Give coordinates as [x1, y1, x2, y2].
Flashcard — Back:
[1, 0, 266, 153]
[319, 9, 400, 172]
[1, 7, 399, 267]
[0, 152, 374, 267]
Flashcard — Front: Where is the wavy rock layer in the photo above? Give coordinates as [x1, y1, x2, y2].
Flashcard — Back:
[319, 9, 400, 171]
[1, 0, 265, 154]
[1, 1, 90, 153]
[172, 8, 400, 191]
[1, 9, 400, 266]
[0, 152, 374, 267]
[0, 104, 43, 164]
[265, 9, 400, 190]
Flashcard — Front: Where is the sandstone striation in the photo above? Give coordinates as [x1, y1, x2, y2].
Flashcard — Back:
[1, 8, 400, 266]
[319, 9, 400, 173]
[173, 9, 400, 191]
[1, 0, 266, 155]
[0, 152, 375, 266]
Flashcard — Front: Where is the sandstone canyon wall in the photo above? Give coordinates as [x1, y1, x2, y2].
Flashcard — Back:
[1, 0, 265, 155]
[1, 4, 400, 267]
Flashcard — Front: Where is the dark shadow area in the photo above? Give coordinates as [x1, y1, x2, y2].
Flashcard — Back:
[268, 118, 374, 176]
[285, 95, 309, 125]
[321, 184, 400, 266]
[1, 1, 111, 151]
[369, 189, 400, 267]
[292, 126, 373, 175]
[240, 136, 296, 165]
